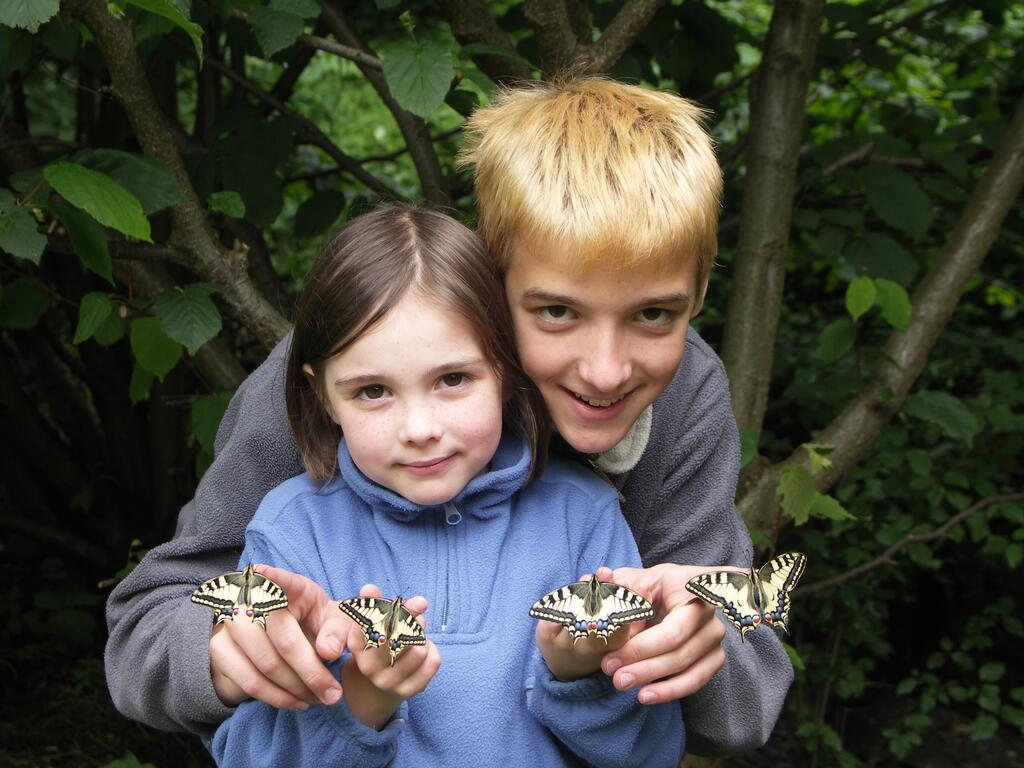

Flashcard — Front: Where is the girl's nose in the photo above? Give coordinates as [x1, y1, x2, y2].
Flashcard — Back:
[398, 403, 443, 445]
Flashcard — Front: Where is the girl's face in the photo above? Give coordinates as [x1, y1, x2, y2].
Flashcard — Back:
[313, 291, 504, 506]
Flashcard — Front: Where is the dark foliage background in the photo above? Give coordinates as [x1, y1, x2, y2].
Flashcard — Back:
[1, 1, 1022, 766]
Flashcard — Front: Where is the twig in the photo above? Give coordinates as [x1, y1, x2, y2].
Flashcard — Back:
[796, 492, 1024, 596]
[299, 33, 382, 70]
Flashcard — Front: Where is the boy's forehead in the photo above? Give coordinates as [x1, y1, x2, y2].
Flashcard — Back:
[506, 235, 696, 283]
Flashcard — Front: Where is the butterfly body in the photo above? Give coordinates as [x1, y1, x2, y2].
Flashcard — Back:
[339, 596, 426, 665]
[685, 552, 807, 640]
[530, 574, 654, 644]
[190, 563, 289, 629]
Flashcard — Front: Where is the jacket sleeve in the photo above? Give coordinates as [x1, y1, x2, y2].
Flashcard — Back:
[526, 498, 684, 768]
[646, 345, 794, 755]
[103, 334, 306, 735]
[208, 531, 405, 768]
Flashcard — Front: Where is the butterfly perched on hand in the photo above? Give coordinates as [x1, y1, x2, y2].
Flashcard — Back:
[530, 573, 654, 644]
[685, 552, 807, 640]
[339, 596, 426, 666]
[190, 563, 289, 629]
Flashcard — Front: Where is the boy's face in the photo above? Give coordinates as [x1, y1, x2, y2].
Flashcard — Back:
[504, 239, 700, 455]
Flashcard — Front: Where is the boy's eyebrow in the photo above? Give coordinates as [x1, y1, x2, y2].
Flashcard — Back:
[520, 288, 692, 311]
[333, 358, 489, 388]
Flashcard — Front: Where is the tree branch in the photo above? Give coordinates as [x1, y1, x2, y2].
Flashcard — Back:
[739, 95, 1024, 533]
[318, 1, 450, 206]
[439, 0, 532, 83]
[583, 0, 667, 74]
[524, 0, 579, 75]
[198, 51, 401, 201]
[721, 0, 826, 437]
[796, 493, 1024, 597]
[60, 0, 291, 351]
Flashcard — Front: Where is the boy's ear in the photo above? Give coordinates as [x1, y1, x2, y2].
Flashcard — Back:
[691, 277, 711, 319]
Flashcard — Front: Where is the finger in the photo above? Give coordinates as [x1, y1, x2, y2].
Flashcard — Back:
[316, 612, 352, 660]
[635, 643, 726, 705]
[254, 564, 329, 625]
[392, 641, 442, 700]
[211, 625, 309, 710]
[594, 565, 615, 582]
[602, 602, 710, 676]
[229, 612, 320, 705]
[265, 609, 344, 706]
[365, 642, 430, 691]
[612, 614, 724, 691]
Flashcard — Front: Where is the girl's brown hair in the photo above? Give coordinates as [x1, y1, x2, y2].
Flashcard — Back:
[286, 204, 548, 484]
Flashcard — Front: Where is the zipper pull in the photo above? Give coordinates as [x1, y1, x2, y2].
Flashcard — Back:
[444, 501, 463, 525]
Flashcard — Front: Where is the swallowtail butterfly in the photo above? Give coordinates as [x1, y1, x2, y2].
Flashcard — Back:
[339, 596, 426, 666]
[190, 563, 289, 629]
[530, 574, 654, 643]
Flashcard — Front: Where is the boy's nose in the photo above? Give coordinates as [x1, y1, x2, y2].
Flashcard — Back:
[577, 331, 632, 393]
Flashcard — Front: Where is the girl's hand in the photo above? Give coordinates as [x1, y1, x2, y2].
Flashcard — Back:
[208, 565, 427, 712]
[599, 563, 733, 704]
[534, 574, 641, 682]
[342, 584, 441, 729]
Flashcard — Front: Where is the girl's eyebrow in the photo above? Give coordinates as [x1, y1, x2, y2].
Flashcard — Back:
[333, 358, 488, 388]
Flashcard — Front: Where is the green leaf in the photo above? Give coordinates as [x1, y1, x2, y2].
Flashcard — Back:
[739, 429, 758, 469]
[817, 318, 856, 363]
[875, 278, 912, 331]
[782, 641, 805, 672]
[130, 317, 182, 381]
[52, 204, 112, 283]
[804, 443, 834, 475]
[248, 7, 305, 58]
[93, 309, 127, 347]
[846, 275, 876, 321]
[970, 713, 998, 741]
[189, 391, 233, 455]
[895, 677, 919, 696]
[270, 0, 319, 17]
[129, 363, 154, 405]
[904, 391, 980, 442]
[0, 188, 46, 264]
[125, 0, 203, 64]
[154, 284, 222, 356]
[74, 292, 114, 344]
[72, 149, 185, 215]
[809, 493, 856, 522]
[209, 190, 246, 219]
[862, 164, 934, 239]
[381, 39, 455, 119]
[0, 0, 59, 32]
[980, 662, 1006, 683]
[1007, 543, 1023, 570]
[458, 65, 497, 97]
[846, 233, 917, 286]
[44, 162, 152, 242]
[778, 466, 816, 526]
[0, 277, 50, 329]
[294, 190, 347, 237]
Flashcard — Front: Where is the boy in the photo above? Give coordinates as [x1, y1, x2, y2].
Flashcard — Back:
[105, 78, 792, 755]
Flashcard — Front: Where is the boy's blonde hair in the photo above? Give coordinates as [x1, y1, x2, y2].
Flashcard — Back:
[459, 77, 722, 297]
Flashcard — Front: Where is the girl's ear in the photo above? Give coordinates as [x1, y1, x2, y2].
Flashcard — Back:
[303, 362, 341, 427]
[302, 362, 317, 385]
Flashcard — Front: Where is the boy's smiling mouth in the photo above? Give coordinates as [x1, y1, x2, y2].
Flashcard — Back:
[568, 388, 631, 408]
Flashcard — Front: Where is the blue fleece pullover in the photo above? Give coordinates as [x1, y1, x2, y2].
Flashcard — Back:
[210, 431, 683, 768]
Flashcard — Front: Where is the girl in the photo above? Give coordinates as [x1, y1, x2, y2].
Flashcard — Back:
[208, 206, 683, 767]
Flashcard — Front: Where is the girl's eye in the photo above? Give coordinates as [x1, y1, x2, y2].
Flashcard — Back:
[538, 305, 577, 322]
[439, 373, 468, 388]
[635, 307, 673, 325]
[358, 384, 387, 400]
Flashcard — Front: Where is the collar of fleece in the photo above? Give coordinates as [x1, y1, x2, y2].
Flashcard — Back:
[335, 429, 531, 523]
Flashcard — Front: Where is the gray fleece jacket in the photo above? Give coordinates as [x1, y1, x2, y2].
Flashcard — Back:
[103, 327, 792, 755]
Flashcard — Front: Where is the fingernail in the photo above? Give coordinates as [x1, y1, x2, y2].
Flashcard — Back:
[292, 702, 309, 711]
[324, 636, 341, 656]
[604, 657, 621, 675]
[639, 690, 656, 705]
[324, 687, 341, 705]
[618, 672, 635, 689]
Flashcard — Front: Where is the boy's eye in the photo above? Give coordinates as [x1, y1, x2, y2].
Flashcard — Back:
[635, 307, 673, 325]
[538, 305, 577, 322]
[439, 372, 468, 388]
[358, 384, 387, 400]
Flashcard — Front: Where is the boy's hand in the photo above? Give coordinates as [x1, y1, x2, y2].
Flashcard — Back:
[208, 565, 427, 711]
[600, 563, 738, 704]
[534, 574, 641, 682]
[342, 584, 441, 729]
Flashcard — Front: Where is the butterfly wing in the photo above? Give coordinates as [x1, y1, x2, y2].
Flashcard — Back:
[531, 578, 652, 643]
[755, 552, 807, 634]
[340, 597, 425, 666]
[191, 573, 241, 624]
[686, 571, 761, 639]
[244, 572, 289, 629]
[596, 582, 655, 635]
[529, 582, 590, 638]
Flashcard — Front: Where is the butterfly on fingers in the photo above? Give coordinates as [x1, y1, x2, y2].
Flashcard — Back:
[685, 552, 807, 640]
[190, 563, 289, 629]
[530, 574, 654, 644]
[339, 596, 426, 666]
